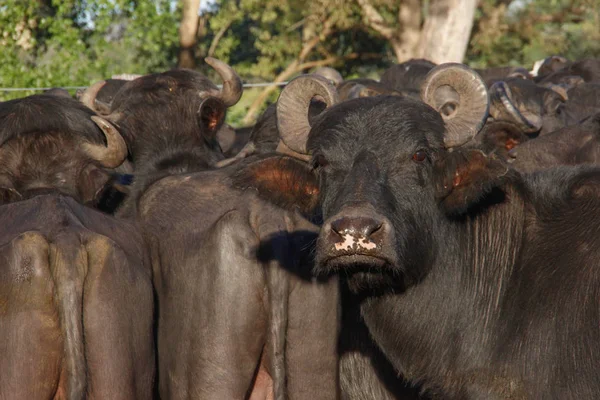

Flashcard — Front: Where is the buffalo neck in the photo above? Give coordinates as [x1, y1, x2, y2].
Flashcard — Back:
[358, 183, 529, 396]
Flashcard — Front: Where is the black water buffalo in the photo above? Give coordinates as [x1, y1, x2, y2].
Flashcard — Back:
[0, 95, 154, 398]
[243, 66, 600, 399]
[78, 57, 241, 172]
[104, 61, 339, 398]
[241, 71, 488, 399]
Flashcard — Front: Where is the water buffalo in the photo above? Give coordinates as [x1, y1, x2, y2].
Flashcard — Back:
[242, 65, 600, 398]
[0, 94, 154, 398]
[78, 57, 241, 172]
[105, 61, 339, 398]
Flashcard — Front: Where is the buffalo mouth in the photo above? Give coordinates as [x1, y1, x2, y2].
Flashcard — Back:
[322, 253, 388, 270]
[314, 251, 396, 278]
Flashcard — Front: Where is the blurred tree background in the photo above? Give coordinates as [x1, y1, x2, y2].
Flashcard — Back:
[1, 0, 599, 125]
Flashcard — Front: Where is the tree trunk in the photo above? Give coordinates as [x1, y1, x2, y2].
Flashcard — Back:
[393, 0, 422, 62]
[418, 0, 477, 63]
[178, 0, 201, 69]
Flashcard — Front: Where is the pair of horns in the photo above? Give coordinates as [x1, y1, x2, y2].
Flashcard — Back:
[276, 63, 489, 153]
[79, 57, 243, 113]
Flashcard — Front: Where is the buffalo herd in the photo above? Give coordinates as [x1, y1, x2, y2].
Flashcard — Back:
[1, 55, 600, 399]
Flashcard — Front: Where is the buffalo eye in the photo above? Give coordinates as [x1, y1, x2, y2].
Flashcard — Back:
[311, 154, 329, 170]
[412, 150, 427, 163]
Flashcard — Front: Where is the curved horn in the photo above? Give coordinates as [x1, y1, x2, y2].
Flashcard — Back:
[489, 81, 542, 133]
[205, 57, 243, 107]
[420, 63, 489, 148]
[79, 81, 106, 111]
[276, 74, 339, 154]
[84, 116, 128, 168]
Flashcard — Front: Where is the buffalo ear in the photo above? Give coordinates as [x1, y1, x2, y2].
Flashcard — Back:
[78, 164, 113, 205]
[198, 97, 226, 140]
[479, 122, 529, 156]
[232, 156, 319, 216]
[434, 149, 510, 215]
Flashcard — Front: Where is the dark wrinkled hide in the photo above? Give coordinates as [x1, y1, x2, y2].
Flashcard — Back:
[127, 157, 339, 399]
[510, 113, 600, 173]
[380, 60, 436, 98]
[250, 95, 600, 398]
[0, 195, 154, 399]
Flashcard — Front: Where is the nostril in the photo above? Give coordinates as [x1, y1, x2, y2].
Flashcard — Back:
[365, 220, 383, 238]
[330, 218, 346, 236]
[330, 217, 383, 239]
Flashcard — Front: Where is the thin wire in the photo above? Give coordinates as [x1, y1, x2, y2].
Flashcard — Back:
[0, 81, 289, 92]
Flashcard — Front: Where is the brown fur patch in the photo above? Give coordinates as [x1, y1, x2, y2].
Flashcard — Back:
[233, 156, 319, 216]
[435, 149, 510, 214]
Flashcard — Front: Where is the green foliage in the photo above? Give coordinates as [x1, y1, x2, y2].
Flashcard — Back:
[1, 0, 598, 120]
[0, 0, 181, 100]
[466, 0, 600, 68]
